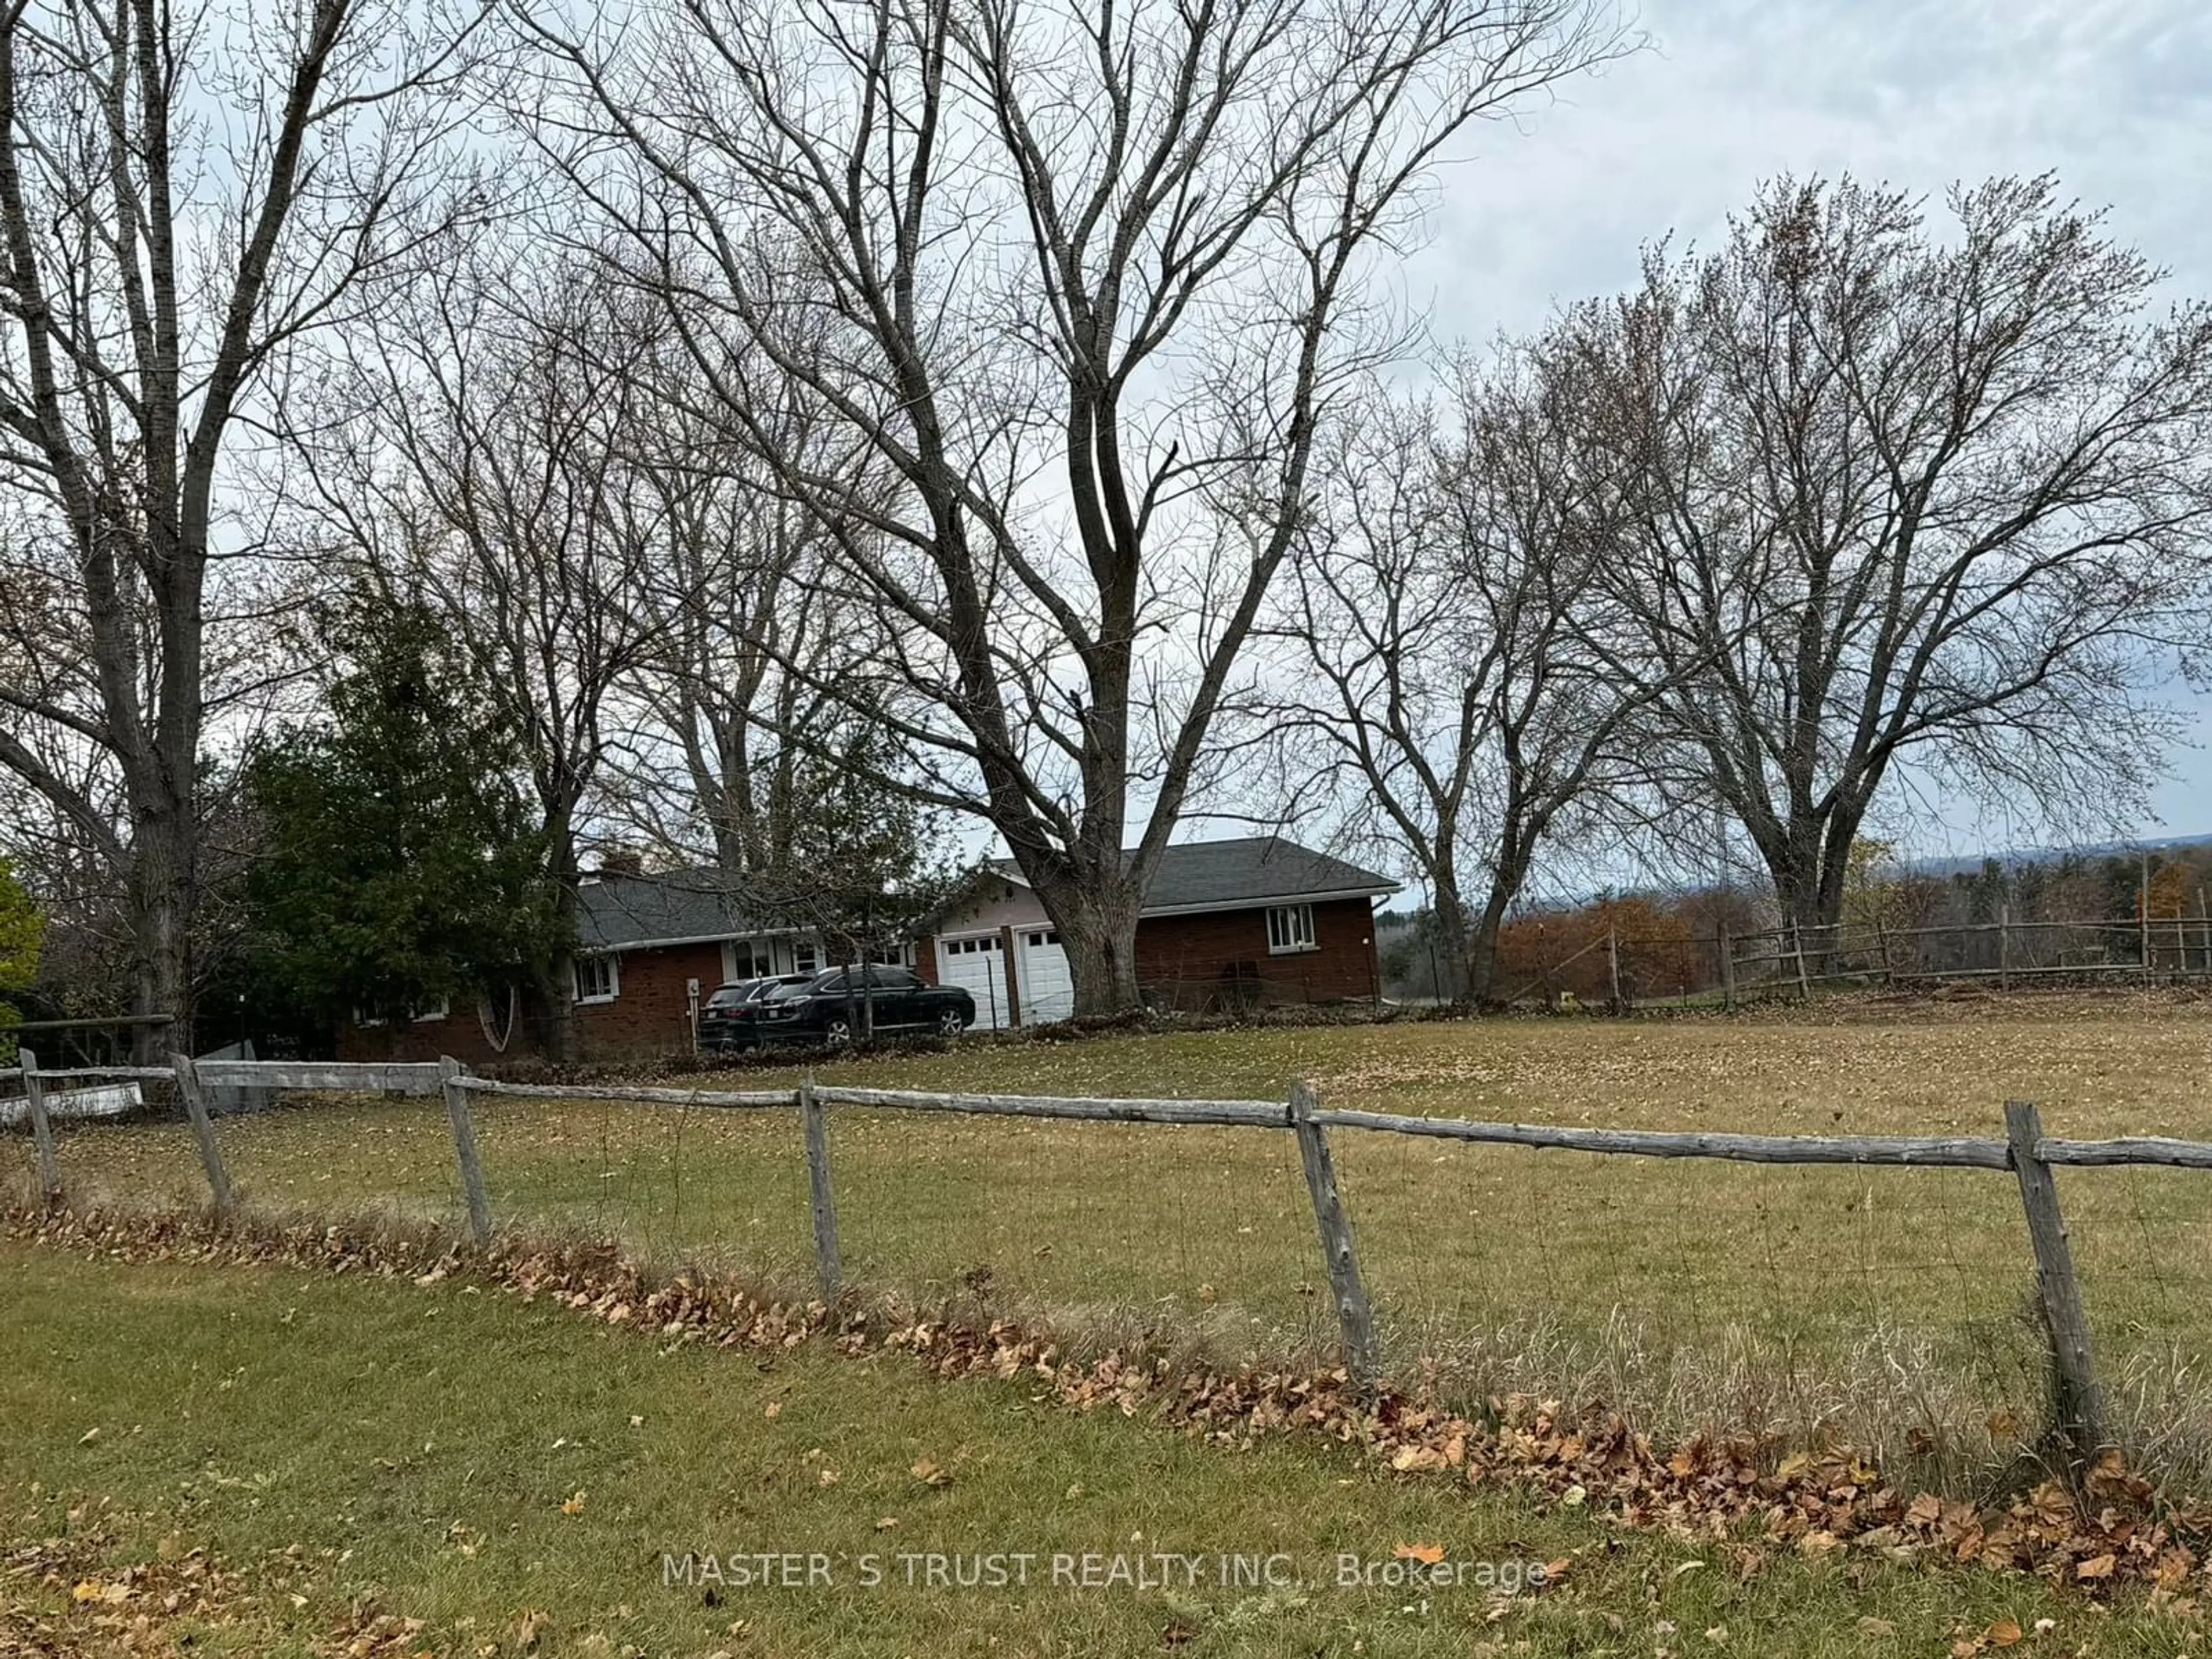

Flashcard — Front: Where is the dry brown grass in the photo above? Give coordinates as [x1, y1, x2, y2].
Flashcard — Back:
[22, 990, 2212, 1492]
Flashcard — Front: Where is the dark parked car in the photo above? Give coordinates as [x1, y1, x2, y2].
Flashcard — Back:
[697, 974, 813, 1052]
[757, 965, 974, 1046]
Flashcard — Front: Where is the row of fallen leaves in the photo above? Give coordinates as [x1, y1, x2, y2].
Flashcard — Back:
[10, 1200, 2212, 1623]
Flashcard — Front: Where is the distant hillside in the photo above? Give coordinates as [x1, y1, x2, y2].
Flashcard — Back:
[1897, 831, 2212, 878]
[1368, 830, 2212, 921]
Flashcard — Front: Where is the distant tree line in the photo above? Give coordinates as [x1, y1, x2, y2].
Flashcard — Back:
[1381, 844, 2212, 1005]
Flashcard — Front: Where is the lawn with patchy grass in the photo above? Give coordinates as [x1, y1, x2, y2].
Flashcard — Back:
[1, 1237, 2203, 1657]
[21, 995, 2212, 1488]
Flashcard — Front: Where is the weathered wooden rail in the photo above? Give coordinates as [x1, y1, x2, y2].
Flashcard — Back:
[12, 1051, 2212, 1460]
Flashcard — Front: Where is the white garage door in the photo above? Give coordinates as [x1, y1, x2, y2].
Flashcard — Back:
[1018, 928, 1075, 1025]
[936, 934, 1013, 1030]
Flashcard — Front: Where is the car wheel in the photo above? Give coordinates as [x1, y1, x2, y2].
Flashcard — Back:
[935, 1006, 966, 1038]
[822, 1018, 854, 1047]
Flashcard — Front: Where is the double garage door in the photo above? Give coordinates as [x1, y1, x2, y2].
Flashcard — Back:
[935, 929, 1074, 1029]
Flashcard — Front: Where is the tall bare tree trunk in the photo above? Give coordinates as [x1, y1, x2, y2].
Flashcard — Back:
[1053, 892, 1145, 1017]
[127, 812, 196, 1060]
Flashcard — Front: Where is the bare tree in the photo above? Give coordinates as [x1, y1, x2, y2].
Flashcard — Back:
[307, 248, 672, 1054]
[1266, 360, 1653, 1003]
[0, 0, 484, 1050]
[1564, 177, 2212, 937]
[591, 362, 910, 882]
[517, 0, 1630, 1012]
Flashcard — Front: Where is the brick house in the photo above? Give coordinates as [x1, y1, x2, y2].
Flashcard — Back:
[337, 868, 872, 1066]
[338, 837, 1398, 1060]
[915, 837, 1400, 1028]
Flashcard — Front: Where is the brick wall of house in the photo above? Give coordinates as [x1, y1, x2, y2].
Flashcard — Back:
[338, 941, 729, 1065]
[573, 943, 724, 1060]
[1134, 897, 1380, 1011]
[336, 1008, 514, 1067]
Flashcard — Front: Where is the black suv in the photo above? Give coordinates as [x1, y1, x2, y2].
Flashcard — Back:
[757, 965, 975, 1046]
[697, 974, 813, 1052]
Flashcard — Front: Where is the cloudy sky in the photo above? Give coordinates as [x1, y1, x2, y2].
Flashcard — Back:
[1398, 0, 2212, 852]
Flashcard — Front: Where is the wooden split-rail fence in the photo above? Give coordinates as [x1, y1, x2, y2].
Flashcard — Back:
[10, 1046, 2212, 1462]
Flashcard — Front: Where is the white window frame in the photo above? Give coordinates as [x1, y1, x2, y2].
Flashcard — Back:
[1266, 903, 1317, 955]
[573, 953, 620, 1005]
[791, 939, 820, 975]
[723, 938, 771, 982]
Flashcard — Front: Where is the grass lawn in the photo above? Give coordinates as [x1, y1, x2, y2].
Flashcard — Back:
[23, 995, 2212, 1486]
[1, 1236, 2203, 1657]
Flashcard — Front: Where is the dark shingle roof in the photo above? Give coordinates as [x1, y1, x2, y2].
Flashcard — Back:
[581, 838, 1399, 953]
[577, 869, 774, 952]
[992, 836, 1398, 914]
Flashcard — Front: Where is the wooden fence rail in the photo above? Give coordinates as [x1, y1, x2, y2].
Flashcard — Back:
[810, 1084, 1287, 1128]
[1309, 1109, 2014, 1169]
[17, 1052, 2212, 1460]
[18, 1065, 178, 1083]
[457, 1077, 796, 1109]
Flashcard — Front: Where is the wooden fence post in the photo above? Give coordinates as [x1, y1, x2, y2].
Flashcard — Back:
[439, 1057, 493, 1246]
[17, 1045, 61, 1207]
[1607, 925, 1623, 1012]
[1719, 928, 1736, 1010]
[170, 1053, 237, 1221]
[1289, 1080, 1378, 1387]
[800, 1075, 841, 1299]
[1998, 904, 2010, 992]
[2140, 853, 2153, 985]
[2005, 1099, 2103, 1461]
[1791, 924, 1812, 1001]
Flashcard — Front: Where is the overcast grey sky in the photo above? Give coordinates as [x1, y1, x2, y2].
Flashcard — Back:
[1396, 0, 2212, 851]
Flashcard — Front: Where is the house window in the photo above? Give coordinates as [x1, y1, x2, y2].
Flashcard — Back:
[573, 953, 620, 1004]
[866, 940, 911, 967]
[725, 939, 770, 981]
[411, 997, 449, 1024]
[1266, 904, 1317, 955]
[792, 940, 820, 975]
